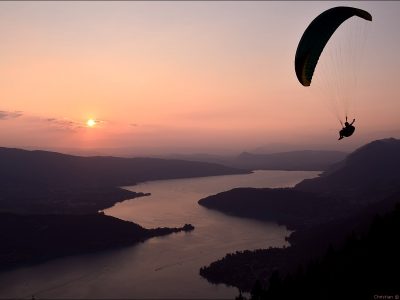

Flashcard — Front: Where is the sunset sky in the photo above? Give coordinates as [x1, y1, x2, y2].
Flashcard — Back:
[0, 1, 399, 156]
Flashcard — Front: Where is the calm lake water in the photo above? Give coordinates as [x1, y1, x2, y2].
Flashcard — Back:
[0, 170, 319, 299]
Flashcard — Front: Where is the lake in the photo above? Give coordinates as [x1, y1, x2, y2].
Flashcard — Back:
[0, 170, 319, 299]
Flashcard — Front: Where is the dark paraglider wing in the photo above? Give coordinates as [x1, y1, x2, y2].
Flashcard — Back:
[295, 6, 372, 87]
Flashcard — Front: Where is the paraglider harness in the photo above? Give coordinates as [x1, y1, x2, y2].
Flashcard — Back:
[338, 116, 355, 140]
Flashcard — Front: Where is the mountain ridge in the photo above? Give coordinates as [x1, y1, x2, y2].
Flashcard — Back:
[198, 138, 400, 292]
[163, 150, 348, 171]
[0, 146, 248, 214]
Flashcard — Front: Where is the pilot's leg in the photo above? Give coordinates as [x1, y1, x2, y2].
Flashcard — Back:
[338, 130, 344, 140]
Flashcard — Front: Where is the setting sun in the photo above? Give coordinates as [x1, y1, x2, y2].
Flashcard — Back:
[86, 119, 96, 127]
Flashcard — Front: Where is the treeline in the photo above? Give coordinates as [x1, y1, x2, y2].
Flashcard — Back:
[200, 247, 295, 293]
[247, 204, 400, 300]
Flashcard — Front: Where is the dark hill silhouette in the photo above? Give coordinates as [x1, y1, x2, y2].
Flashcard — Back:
[0, 212, 195, 270]
[296, 138, 400, 203]
[199, 188, 342, 229]
[0, 147, 210, 269]
[0, 147, 246, 188]
[0, 147, 247, 214]
[199, 138, 400, 227]
[250, 202, 400, 300]
[198, 138, 400, 293]
[201, 190, 400, 293]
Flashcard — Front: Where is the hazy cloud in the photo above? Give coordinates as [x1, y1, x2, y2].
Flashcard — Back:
[94, 119, 106, 125]
[0, 110, 23, 120]
[42, 117, 85, 131]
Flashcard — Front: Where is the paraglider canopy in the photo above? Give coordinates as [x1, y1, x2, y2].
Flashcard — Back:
[295, 6, 372, 87]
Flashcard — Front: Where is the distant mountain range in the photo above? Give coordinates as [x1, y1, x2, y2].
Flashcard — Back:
[234, 150, 348, 171]
[0, 147, 246, 189]
[0, 147, 247, 214]
[0, 146, 347, 214]
[164, 150, 348, 171]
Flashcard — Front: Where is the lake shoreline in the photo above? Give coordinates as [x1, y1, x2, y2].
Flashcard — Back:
[1, 170, 319, 299]
[0, 212, 195, 273]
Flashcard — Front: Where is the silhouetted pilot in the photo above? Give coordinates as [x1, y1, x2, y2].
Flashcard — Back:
[338, 117, 355, 140]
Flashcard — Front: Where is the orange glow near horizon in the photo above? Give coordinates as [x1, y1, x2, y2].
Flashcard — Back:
[0, 2, 399, 155]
